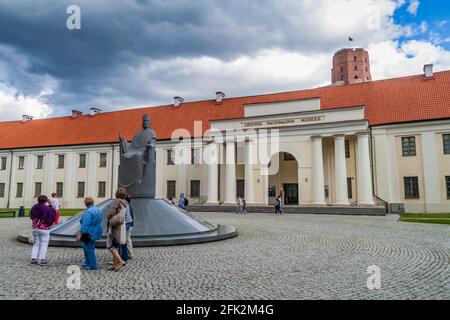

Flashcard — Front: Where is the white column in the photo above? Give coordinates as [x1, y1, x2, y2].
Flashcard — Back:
[24, 154, 34, 207]
[356, 132, 375, 205]
[177, 144, 189, 196]
[245, 140, 255, 204]
[261, 164, 269, 205]
[155, 147, 164, 199]
[206, 142, 219, 204]
[64, 152, 75, 208]
[224, 140, 236, 204]
[312, 136, 326, 205]
[87, 151, 97, 199]
[44, 152, 54, 196]
[334, 135, 349, 205]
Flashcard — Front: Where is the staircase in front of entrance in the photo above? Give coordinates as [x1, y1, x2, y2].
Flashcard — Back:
[189, 205, 387, 216]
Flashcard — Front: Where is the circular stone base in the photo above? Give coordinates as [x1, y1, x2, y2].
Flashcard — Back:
[17, 198, 238, 247]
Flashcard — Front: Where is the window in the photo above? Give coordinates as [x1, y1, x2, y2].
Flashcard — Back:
[79, 154, 87, 168]
[284, 153, 296, 161]
[446, 176, 450, 200]
[443, 134, 450, 155]
[366, 67, 368, 72]
[354, 65, 358, 71]
[340, 74, 344, 81]
[353, 56, 357, 62]
[354, 75, 359, 80]
[324, 185, 329, 198]
[57, 155, 65, 169]
[56, 182, 64, 198]
[402, 137, 416, 156]
[191, 148, 201, 165]
[34, 182, 42, 198]
[36, 155, 44, 170]
[0, 183, 5, 198]
[347, 178, 353, 199]
[268, 185, 276, 197]
[16, 183, 23, 198]
[98, 181, 106, 198]
[340, 67, 344, 72]
[404, 177, 419, 199]
[77, 182, 85, 198]
[167, 150, 175, 165]
[18, 156, 25, 170]
[99, 153, 107, 168]
[190, 180, 200, 198]
[345, 140, 350, 158]
[167, 180, 176, 198]
[1, 157, 6, 170]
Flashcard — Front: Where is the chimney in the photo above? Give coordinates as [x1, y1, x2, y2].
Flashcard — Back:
[424, 64, 434, 78]
[215, 91, 225, 104]
[173, 96, 184, 107]
[22, 115, 33, 123]
[71, 109, 83, 118]
[90, 107, 101, 116]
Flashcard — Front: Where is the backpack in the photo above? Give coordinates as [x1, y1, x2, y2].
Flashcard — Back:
[184, 198, 189, 207]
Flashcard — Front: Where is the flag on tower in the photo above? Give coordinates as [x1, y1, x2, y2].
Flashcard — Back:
[349, 37, 354, 42]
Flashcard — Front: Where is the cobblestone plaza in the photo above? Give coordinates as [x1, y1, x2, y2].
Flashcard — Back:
[0, 213, 448, 300]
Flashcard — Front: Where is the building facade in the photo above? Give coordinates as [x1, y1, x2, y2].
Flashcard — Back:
[0, 49, 449, 213]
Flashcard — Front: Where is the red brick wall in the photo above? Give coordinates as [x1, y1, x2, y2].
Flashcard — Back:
[331, 48, 372, 84]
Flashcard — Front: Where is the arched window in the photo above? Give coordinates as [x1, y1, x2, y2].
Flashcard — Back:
[354, 65, 358, 71]
[355, 75, 359, 80]
[354, 56, 357, 62]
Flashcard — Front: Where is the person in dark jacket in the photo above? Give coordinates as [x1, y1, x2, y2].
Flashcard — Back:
[30, 195, 56, 266]
[77, 197, 103, 270]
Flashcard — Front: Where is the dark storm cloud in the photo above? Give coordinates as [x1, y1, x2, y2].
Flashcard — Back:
[0, 0, 397, 116]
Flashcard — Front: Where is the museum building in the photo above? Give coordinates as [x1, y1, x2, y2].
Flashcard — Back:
[0, 48, 449, 213]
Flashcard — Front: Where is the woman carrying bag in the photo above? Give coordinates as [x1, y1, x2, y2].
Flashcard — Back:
[106, 188, 128, 272]
[77, 197, 103, 270]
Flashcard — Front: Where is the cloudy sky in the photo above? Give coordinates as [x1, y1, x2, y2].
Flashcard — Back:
[0, 0, 449, 120]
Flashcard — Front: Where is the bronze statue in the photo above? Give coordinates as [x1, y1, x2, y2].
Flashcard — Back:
[118, 114, 157, 198]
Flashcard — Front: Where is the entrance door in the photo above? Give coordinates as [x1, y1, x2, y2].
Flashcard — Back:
[237, 180, 245, 198]
[283, 184, 299, 205]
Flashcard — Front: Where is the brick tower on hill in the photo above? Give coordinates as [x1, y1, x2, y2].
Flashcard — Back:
[331, 48, 372, 85]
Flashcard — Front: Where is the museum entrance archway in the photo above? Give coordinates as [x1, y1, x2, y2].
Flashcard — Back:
[268, 152, 299, 205]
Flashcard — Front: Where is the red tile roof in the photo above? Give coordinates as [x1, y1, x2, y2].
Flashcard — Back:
[0, 70, 449, 150]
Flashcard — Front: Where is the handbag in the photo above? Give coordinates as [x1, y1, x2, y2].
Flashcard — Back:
[80, 232, 91, 244]
[109, 203, 125, 227]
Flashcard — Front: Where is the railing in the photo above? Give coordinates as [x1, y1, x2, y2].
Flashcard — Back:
[373, 195, 389, 213]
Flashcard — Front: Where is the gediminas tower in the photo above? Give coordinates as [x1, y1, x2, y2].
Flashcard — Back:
[331, 48, 372, 85]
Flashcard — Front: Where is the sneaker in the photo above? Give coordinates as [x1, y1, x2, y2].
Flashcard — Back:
[30, 259, 38, 265]
[38, 259, 48, 266]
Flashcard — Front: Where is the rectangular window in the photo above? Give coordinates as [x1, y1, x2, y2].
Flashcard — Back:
[443, 134, 450, 155]
[98, 181, 106, 198]
[34, 182, 42, 198]
[446, 176, 450, 200]
[402, 137, 416, 157]
[56, 182, 64, 198]
[347, 177, 353, 199]
[79, 154, 87, 168]
[284, 153, 296, 161]
[18, 156, 25, 170]
[167, 150, 175, 165]
[324, 185, 329, 198]
[167, 180, 176, 198]
[191, 148, 201, 165]
[57, 155, 65, 169]
[16, 183, 23, 198]
[77, 182, 85, 198]
[345, 140, 350, 158]
[1, 157, 7, 171]
[0, 183, 5, 198]
[404, 177, 419, 199]
[268, 185, 276, 197]
[99, 153, 107, 168]
[36, 155, 44, 169]
[190, 180, 200, 198]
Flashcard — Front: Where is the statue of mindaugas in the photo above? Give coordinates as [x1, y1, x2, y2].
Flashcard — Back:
[118, 114, 157, 198]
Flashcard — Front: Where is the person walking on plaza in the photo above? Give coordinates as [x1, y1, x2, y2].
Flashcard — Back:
[106, 188, 128, 272]
[236, 197, 245, 214]
[30, 195, 57, 266]
[178, 193, 188, 210]
[242, 199, 247, 214]
[275, 196, 284, 215]
[49, 192, 61, 224]
[279, 188, 285, 206]
[121, 195, 134, 260]
[77, 197, 103, 270]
